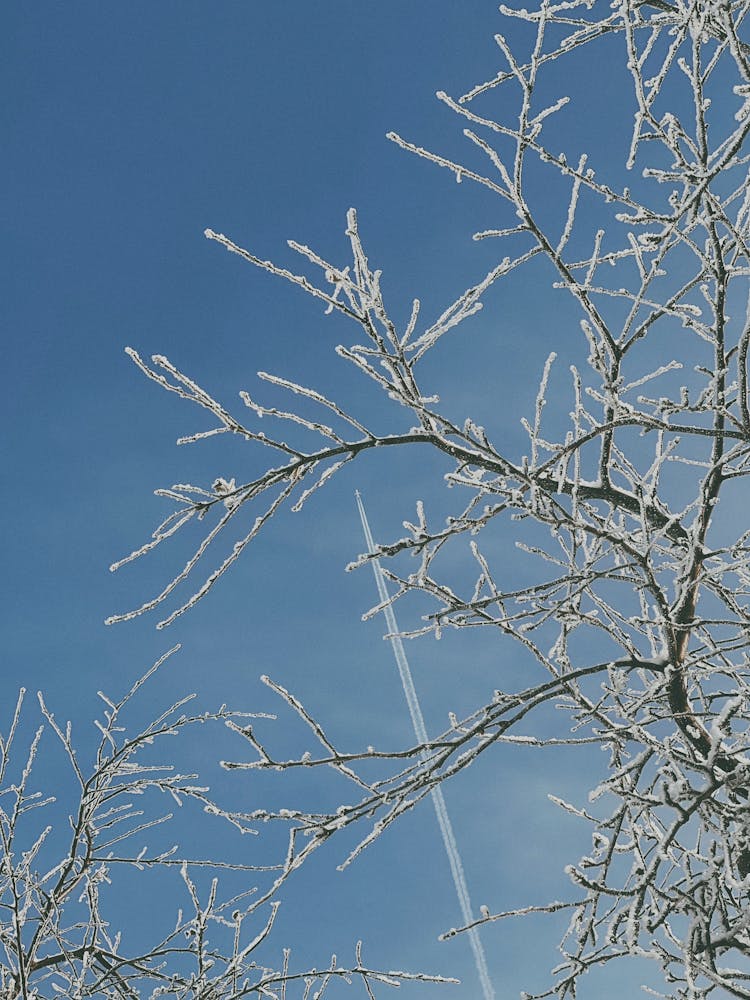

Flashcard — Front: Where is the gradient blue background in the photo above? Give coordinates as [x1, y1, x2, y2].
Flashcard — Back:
[3, 4, 668, 996]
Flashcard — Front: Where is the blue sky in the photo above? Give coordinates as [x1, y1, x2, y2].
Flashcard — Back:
[2, 4, 673, 997]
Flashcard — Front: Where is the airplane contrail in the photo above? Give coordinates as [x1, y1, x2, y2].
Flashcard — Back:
[355, 491, 495, 1000]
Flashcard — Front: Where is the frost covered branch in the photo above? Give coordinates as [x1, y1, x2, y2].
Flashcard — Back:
[0, 652, 451, 997]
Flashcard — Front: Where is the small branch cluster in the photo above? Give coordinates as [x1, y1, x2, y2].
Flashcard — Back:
[0, 650, 452, 997]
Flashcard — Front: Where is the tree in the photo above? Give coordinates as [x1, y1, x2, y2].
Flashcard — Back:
[0, 649, 451, 998]
[97, 0, 750, 996]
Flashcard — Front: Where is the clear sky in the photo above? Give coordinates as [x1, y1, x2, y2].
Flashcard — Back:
[3, 4, 666, 997]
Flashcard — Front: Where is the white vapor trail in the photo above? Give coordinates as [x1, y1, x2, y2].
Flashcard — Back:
[355, 491, 495, 1000]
